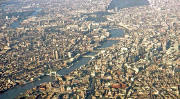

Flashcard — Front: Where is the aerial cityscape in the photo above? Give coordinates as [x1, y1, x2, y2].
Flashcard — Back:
[0, 0, 179, 99]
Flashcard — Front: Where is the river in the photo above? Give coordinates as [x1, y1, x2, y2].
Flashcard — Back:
[10, 8, 42, 29]
[0, 0, 150, 98]
[107, 0, 149, 10]
[0, 27, 124, 99]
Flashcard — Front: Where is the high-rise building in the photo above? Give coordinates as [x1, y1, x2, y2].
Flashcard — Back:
[55, 50, 59, 60]
[53, 50, 59, 60]
[68, 52, 72, 58]
[174, 40, 179, 52]
[162, 39, 167, 52]
[6, 16, 8, 20]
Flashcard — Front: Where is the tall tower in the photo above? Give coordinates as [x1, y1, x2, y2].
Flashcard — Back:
[55, 50, 59, 60]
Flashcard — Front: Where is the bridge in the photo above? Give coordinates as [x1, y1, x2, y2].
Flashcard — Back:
[49, 71, 57, 76]
[82, 55, 95, 58]
[107, 38, 124, 40]
[49, 71, 61, 77]
[96, 47, 106, 50]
